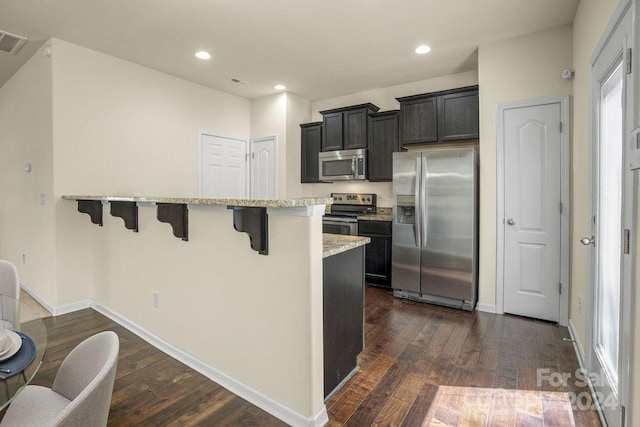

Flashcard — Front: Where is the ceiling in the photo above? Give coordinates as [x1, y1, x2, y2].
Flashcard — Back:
[0, 0, 579, 101]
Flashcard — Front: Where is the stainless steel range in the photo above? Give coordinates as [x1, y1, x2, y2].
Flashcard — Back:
[323, 193, 377, 236]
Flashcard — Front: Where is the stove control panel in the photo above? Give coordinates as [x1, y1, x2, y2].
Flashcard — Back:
[331, 193, 377, 206]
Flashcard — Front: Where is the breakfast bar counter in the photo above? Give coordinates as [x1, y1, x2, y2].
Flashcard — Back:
[60, 193, 332, 424]
[61, 195, 332, 208]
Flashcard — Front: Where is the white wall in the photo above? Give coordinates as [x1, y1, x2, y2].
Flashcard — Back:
[50, 39, 251, 198]
[86, 204, 325, 418]
[285, 94, 312, 198]
[47, 38, 252, 306]
[0, 43, 57, 303]
[477, 25, 573, 307]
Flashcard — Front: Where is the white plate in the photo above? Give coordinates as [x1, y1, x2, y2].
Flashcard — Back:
[0, 331, 22, 362]
[0, 343, 11, 357]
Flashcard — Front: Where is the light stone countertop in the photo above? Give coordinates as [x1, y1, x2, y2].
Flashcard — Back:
[356, 207, 393, 222]
[62, 195, 332, 208]
[325, 207, 393, 222]
[323, 233, 370, 258]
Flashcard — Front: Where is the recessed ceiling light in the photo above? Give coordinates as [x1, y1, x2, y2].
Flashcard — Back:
[195, 51, 211, 60]
[415, 45, 432, 55]
[274, 84, 286, 91]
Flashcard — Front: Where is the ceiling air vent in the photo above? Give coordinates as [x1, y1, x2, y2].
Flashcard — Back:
[0, 30, 27, 55]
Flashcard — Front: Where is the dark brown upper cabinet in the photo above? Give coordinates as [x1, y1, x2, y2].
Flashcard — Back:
[319, 103, 380, 151]
[367, 110, 399, 182]
[397, 86, 478, 146]
[300, 122, 322, 183]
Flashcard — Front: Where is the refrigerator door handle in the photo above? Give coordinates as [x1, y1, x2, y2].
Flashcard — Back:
[414, 157, 421, 247]
[421, 155, 428, 247]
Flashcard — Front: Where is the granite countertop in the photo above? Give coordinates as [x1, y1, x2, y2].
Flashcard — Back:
[323, 234, 370, 258]
[62, 195, 332, 208]
[324, 207, 393, 222]
[356, 207, 393, 222]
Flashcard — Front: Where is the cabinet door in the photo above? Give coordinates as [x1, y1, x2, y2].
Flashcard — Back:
[400, 96, 438, 145]
[439, 90, 479, 141]
[343, 108, 368, 150]
[301, 123, 322, 183]
[359, 221, 392, 287]
[364, 235, 391, 286]
[321, 112, 343, 151]
[368, 112, 399, 182]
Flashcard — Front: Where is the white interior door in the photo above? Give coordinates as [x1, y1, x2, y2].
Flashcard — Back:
[250, 136, 277, 199]
[200, 133, 248, 198]
[502, 102, 562, 322]
[584, 5, 633, 426]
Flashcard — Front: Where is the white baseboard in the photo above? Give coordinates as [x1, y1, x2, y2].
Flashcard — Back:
[20, 283, 92, 316]
[567, 319, 586, 368]
[20, 283, 56, 314]
[476, 303, 497, 313]
[89, 302, 328, 427]
[56, 300, 92, 316]
[568, 320, 607, 426]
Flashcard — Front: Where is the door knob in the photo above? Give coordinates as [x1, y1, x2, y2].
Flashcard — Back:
[580, 236, 595, 246]
[506, 218, 516, 225]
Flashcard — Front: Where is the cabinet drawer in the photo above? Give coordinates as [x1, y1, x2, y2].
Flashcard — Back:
[358, 220, 391, 236]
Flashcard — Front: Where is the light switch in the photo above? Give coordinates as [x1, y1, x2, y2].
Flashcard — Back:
[40, 193, 47, 206]
[24, 163, 31, 173]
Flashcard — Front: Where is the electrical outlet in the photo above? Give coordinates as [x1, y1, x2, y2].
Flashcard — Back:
[40, 193, 47, 206]
[152, 291, 159, 308]
[578, 296, 582, 313]
[22, 253, 26, 264]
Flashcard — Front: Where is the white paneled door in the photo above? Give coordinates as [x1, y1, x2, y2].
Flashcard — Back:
[503, 102, 562, 322]
[200, 133, 248, 198]
[250, 136, 277, 199]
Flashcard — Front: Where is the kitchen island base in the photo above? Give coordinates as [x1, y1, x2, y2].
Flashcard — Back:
[323, 244, 365, 399]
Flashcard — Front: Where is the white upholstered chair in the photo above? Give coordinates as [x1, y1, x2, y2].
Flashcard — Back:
[0, 260, 20, 330]
[0, 331, 120, 427]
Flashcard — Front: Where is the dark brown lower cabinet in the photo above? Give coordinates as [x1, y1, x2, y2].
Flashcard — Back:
[323, 246, 364, 399]
[358, 220, 392, 288]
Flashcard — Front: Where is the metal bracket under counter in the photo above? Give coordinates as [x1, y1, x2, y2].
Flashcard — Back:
[110, 201, 138, 232]
[73, 199, 269, 255]
[228, 206, 268, 255]
[157, 203, 188, 241]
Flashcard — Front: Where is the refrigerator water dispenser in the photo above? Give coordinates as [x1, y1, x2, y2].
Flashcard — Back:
[396, 196, 415, 224]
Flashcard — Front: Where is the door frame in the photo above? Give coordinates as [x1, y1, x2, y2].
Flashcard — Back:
[584, 0, 635, 424]
[198, 130, 249, 197]
[495, 96, 570, 325]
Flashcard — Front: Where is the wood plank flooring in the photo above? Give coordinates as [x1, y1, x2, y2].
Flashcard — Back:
[326, 286, 602, 426]
[18, 286, 600, 426]
[29, 309, 285, 426]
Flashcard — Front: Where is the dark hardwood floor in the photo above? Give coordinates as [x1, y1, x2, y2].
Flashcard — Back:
[327, 286, 601, 426]
[20, 286, 600, 426]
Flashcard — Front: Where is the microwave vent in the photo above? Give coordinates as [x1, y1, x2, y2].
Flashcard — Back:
[0, 30, 27, 55]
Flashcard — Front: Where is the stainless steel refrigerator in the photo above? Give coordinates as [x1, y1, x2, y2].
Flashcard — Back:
[392, 147, 478, 310]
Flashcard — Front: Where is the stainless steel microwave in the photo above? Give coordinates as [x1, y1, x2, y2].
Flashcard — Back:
[318, 149, 367, 181]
